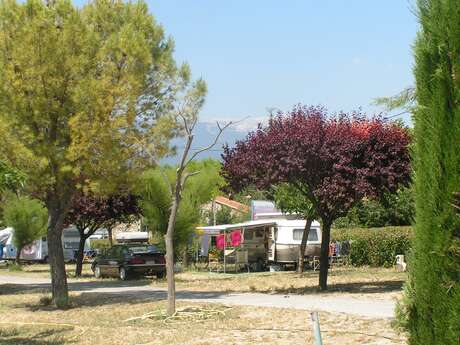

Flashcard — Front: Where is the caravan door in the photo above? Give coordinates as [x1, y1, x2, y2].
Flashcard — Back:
[267, 226, 276, 262]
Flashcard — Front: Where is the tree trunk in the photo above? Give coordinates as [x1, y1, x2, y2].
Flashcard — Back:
[47, 206, 69, 308]
[108, 227, 113, 247]
[182, 244, 189, 269]
[15, 246, 22, 265]
[165, 193, 180, 316]
[318, 220, 331, 291]
[75, 234, 87, 277]
[297, 219, 312, 273]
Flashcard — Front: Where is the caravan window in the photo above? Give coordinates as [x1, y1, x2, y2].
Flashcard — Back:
[243, 230, 253, 241]
[254, 229, 264, 238]
[308, 228, 319, 241]
[293, 229, 304, 241]
[293, 228, 319, 241]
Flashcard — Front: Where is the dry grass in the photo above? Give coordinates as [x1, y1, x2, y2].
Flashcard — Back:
[0, 288, 406, 345]
[152, 266, 406, 300]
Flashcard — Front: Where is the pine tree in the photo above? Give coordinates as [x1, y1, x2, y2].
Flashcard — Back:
[404, 1, 460, 343]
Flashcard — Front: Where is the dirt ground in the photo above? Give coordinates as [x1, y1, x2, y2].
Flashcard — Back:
[164, 266, 406, 301]
[4, 263, 406, 300]
[0, 286, 406, 345]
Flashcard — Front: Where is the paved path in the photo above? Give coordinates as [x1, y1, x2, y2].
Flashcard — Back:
[0, 274, 396, 318]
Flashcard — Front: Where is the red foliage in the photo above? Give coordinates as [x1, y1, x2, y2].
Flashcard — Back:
[65, 193, 141, 233]
[222, 105, 411, 222]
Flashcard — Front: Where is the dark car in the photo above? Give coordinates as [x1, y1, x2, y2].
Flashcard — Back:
[91, 243, 166, 280]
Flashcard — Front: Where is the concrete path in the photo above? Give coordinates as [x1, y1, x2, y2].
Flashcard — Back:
[0, 274, 396, 318]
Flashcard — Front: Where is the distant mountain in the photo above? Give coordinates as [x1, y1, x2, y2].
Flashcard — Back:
[161, 120, 262, 165]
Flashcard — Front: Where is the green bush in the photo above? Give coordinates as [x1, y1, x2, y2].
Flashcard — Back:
[90, 239, 111, 253]
[331, 226, 413, 267]
[3, 196, 48, 263]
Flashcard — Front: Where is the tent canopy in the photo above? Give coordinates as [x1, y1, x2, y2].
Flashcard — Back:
[196, 219, 279, 235]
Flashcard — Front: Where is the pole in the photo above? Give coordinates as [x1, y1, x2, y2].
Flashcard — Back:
[212, 198, 216, 226]
[223, 229, 226, 274]
[311, 311, 323, 345]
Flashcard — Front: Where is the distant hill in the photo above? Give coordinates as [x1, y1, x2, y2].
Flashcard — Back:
[161, 120, 263, 165]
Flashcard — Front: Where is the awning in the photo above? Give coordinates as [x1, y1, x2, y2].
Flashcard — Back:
[196, 219, 279, 235]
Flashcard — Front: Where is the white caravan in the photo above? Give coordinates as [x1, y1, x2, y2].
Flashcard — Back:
[197, 218, 321, 267]
[0, 227, 84, 262]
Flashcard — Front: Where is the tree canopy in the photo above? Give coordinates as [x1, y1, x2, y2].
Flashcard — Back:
[221, 105, 411, 289]
[66, 192, 141, 276]
[400, 1, 460, 343]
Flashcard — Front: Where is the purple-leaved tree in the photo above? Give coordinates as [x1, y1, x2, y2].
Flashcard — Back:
[221, 105, 411, 290]
[66, 193, 140, 277]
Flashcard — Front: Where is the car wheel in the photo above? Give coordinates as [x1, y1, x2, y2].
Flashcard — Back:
[156, 271, 165, 279]
[94, 265, 102, 278]
[119, 267, 129, 280]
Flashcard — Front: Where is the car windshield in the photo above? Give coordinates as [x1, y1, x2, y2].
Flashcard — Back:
[128, 245, 158, 254]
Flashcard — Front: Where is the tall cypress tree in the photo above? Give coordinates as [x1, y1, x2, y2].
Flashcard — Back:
[405, 1, 460, 343]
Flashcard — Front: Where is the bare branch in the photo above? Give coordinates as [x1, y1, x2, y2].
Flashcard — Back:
[184, 120, 233, 167]
[130, 134, 173, 196]
[181, 170, 200, 188]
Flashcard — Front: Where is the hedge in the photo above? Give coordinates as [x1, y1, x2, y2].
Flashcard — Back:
[331, 226, 413, 267]
[90, 239, 111, 252]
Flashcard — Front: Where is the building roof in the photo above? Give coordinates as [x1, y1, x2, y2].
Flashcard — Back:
[215, 196, 250, 213]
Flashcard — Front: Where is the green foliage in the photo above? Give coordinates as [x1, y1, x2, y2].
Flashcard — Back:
[90, 239, 111, 253]
[404, 1, 460, 343]
[3, 196, 48, 261]
[0, 0, 194, 201]
[334, 188, 414, 228]
[202, 206, 250, 226]
[331, 226, 413, 267]
[373, 87, 416, 113]
[0, 160, 25, 193]
[273, 183, 315, 219]
[139, 159, 222, 254]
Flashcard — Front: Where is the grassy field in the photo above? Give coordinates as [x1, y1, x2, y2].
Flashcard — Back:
[0, 285, 406, 345]
[163, 266, 406, 300]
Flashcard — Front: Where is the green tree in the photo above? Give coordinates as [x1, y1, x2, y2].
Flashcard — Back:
[140, 159, 223, 256]
[401, 1, 460, 343]
[0, 0, 191, 307]
[335, 188, 414, 228]
[3, 196, 47, 264]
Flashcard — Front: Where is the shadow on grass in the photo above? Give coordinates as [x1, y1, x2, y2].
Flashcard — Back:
[0, 327, 68, 345]
[0, 278, 153, 296]
[267, 279, 404, 295]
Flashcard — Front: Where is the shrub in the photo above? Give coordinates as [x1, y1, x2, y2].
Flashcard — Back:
[90, 239, 111, 253]
[331, 226, 413, 267]
[3, 196, 48, 264]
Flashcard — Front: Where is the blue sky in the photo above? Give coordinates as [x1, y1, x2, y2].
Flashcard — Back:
[148, 0, 418, 127]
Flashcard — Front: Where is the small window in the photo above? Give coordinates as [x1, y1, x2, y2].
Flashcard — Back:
[308, 229, 319, 242]
[254, 229, 264, 238]
[244, 230, 253, 240]
[293, 229, 304, 241]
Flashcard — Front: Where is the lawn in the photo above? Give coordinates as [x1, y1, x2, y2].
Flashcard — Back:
[0, 286, 406, 345]
[162, 266, 406, 300]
